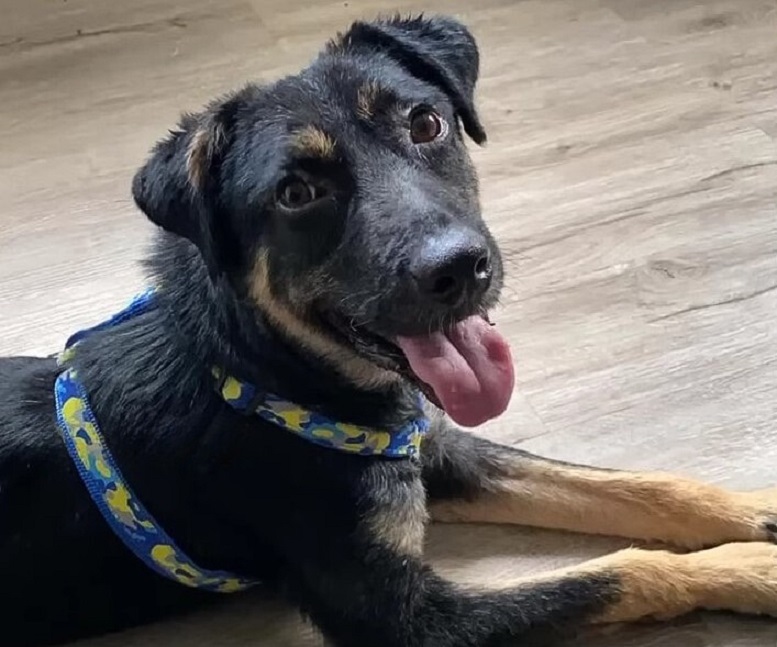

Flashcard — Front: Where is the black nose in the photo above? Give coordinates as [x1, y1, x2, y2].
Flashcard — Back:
[411, 230, 493, 305]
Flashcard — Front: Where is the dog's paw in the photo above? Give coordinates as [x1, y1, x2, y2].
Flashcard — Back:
[733, 488, 777, 544]
[690, 542, 777, 617]
[592, 542, 777, 624]
[666, 487, 777, 550]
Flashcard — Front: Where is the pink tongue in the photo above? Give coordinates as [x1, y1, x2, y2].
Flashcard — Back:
[395, 316, 515, 427]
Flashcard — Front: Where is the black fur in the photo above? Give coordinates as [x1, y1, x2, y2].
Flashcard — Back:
[0, 16, 620, 647]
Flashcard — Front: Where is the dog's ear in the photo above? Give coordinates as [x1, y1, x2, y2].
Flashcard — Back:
[337, 15, 486, 144]
[132, 99, 238, 278]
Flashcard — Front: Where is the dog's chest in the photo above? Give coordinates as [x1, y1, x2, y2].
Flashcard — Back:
[361, 460, 429, 557]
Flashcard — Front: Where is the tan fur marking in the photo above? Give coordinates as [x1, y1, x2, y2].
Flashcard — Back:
[292, 125, 336, 159]
[366, 479, 428, 556]
[430, 458, 771, 549]
[249, 251, 397, 390]
[186, 119, 226, 190]
[584, 543, 777, 623]
[356, 81, 380, 120]
[186, 127, 211, 190]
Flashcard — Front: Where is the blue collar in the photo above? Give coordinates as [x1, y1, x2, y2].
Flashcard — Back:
[54, 289, 428, 592]
[213, 367, 428, 457]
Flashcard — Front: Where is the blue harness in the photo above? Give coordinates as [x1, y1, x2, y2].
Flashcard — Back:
[54, 290, 429, 592]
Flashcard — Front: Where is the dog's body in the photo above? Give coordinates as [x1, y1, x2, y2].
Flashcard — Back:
[2, 15, 777, 647]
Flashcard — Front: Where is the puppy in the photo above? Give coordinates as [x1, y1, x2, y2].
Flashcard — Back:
[1, 15, 776, 647]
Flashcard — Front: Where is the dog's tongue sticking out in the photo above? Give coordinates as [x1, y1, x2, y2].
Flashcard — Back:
[395, 316, 514, 427]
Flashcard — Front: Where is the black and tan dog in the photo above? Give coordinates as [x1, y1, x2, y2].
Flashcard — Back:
[1, 15, 776, 647]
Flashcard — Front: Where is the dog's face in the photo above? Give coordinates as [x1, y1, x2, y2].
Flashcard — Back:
[133, 16, 515, 427]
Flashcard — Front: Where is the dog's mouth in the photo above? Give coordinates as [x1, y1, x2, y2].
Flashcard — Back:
[324, 311, 515, 428]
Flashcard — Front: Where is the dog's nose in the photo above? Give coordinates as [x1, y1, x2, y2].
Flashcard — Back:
[411, 231, 492, 305]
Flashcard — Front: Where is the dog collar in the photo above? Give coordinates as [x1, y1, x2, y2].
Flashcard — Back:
[54, 289, 428, 592]
[213, 367, 428, 458]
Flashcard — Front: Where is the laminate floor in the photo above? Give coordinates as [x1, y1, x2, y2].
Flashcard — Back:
[1, 0, 776, 645]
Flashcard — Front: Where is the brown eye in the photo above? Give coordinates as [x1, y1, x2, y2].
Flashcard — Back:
[277, 178, 316, 211]
[410, 108, 445, 144]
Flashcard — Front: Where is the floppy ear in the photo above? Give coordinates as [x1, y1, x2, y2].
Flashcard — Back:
[132, 100, 238, 278]
[336, 15, 487, 144]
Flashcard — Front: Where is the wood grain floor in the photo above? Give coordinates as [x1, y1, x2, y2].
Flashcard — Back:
[1, 0, 776, 645]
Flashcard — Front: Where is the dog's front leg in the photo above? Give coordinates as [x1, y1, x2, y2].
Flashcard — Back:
[422, 416, 777, 550]
[295, 540, 777, 646]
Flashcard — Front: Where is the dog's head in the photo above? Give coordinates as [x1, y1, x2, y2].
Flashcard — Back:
[132, 15, 514, 427]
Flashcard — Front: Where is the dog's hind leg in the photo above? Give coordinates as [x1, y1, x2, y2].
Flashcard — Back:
[422, 416, 777, 549]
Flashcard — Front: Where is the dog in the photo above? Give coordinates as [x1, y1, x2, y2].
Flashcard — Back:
[1, 14, 776, 647]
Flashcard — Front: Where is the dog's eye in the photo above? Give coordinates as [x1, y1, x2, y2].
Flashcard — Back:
[277, 178, 317, 211]
[410, 108, 445, 144]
